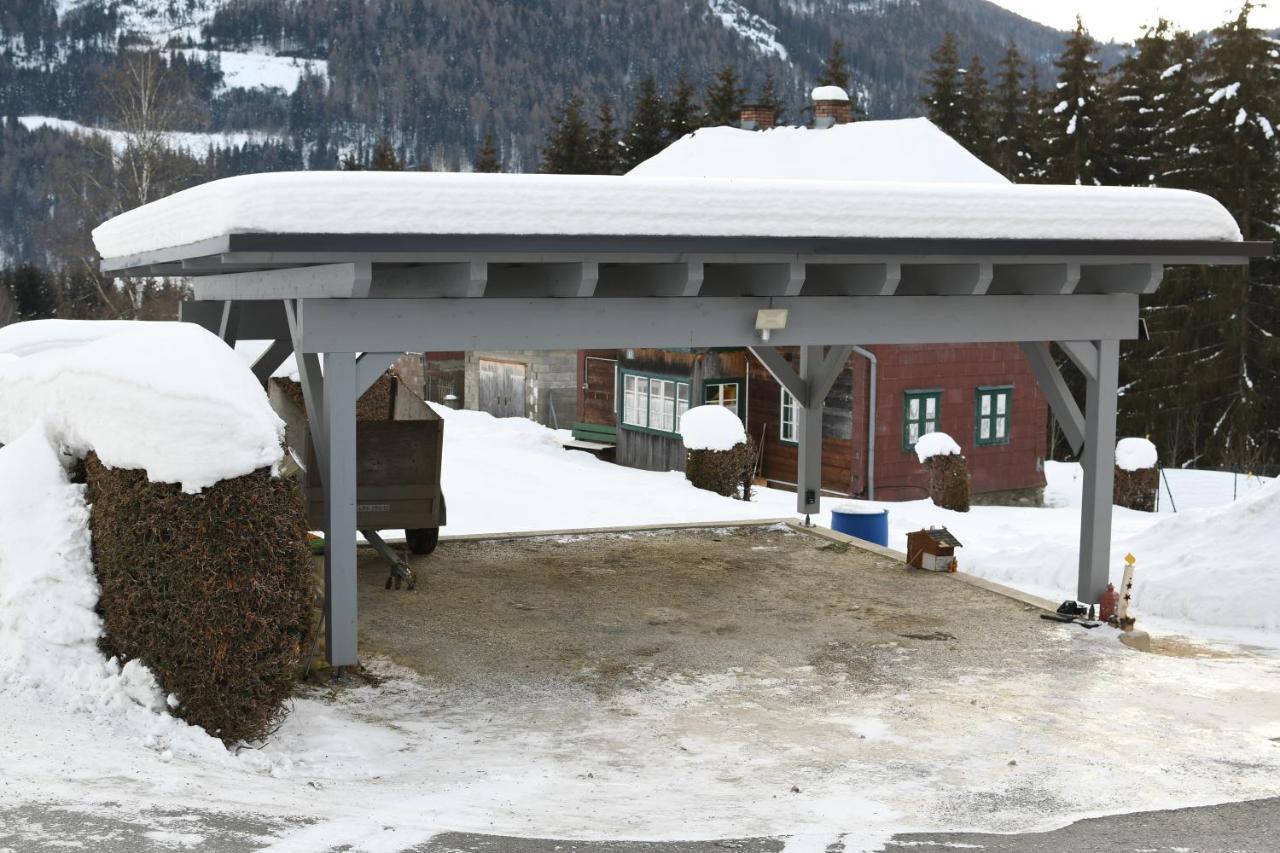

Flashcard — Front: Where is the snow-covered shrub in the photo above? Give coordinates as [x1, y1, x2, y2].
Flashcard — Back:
[1114, 437, 1159, 512]
[915, 431, 969, 512]
[682, 405, 754, 499]
[85, 453, 314, 744]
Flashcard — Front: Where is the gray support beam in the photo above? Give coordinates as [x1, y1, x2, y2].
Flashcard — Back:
[748, 347, 807, 401]
[295, 294, 1142, 353]
[1077, 339, 1120, 604]
[192, 262, 373, 300]
[684, 260, 705, 296]
[784, 260, 807, 296]
[250, 338, 292, 386]
[322, 351, 359, 668]
[356, 352, 400, 396]
[1019, 341, 1086, 455]
[1058, 340, 1099, 383]
[218, 300, 240, 345]
[185, 299, 290, 339]
[285, 300, 327, 474]
[467, 260, 488, 298]
[811, 345, 853, 407]
[796, 346, 824, 518]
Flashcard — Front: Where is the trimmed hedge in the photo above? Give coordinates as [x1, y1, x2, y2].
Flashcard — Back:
[85, 453, 315, 744]
[686, 439, 755, 500]
[926, 454, 971, 512]
[274, 374, 395, 422]
[1114, 465, 1159, 512]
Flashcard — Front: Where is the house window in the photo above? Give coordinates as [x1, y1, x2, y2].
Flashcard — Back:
[620, 370, 690, 436]
[704, 380, 742, 416]
[975, 386, 1012, 446]
[903, 390, 942, 451]
[780, 389, 798, 444]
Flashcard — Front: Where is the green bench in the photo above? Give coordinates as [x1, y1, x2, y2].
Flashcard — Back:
[570, 422, 618, 447]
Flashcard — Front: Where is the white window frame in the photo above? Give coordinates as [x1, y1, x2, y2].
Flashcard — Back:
[619, 370, 691, 436]
[780, 389, 798, 443]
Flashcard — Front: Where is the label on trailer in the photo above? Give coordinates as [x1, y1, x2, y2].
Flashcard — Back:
[357, 504, 392, 513]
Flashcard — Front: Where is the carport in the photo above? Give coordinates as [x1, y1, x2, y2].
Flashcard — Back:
[92, 171, 1267, 667]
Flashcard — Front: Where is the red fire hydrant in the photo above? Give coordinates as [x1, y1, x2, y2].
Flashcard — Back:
[1099, 583, 1120, 622]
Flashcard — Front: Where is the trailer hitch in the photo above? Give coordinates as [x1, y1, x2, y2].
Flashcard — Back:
[361, 529, 417, 591]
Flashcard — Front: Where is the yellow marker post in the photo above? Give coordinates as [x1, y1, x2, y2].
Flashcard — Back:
[1119, 553, 1137, 623]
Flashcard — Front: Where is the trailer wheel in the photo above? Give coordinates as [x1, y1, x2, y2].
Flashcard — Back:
[406, 526, 439, 556]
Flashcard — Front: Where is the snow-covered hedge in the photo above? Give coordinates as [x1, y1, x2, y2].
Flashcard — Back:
[680, 404, 747, 451]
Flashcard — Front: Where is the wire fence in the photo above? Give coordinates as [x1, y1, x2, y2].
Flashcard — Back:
[1155, 463, 1279, 513]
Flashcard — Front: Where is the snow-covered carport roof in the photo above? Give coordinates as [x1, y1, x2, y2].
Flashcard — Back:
[90, 168, 1270, 671]
[94, 172, 1268, 352]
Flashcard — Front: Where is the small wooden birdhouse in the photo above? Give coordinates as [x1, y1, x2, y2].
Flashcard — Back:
[906, 527, 962, 572]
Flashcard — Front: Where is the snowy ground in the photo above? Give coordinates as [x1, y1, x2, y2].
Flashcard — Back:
[4, 325, 1280, 851]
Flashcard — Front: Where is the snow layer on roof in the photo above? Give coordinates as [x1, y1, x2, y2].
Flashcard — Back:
[0, 320, 284, 492]
[811, 85, 850, 102]
[92, 169, 1242, 260]
[628, 119, 1008, 183]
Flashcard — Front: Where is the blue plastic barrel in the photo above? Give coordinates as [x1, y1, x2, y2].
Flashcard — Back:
[829, 501, 889, 546]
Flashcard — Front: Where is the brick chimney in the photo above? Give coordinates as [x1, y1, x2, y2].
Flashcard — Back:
[811, 85, 852, 128]
[739, 103, 776, 131]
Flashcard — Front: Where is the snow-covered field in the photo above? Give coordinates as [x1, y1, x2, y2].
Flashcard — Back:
[18, 116, 285, 155]
[177, 48, 328, 94]
[3, 321, 1280, 851]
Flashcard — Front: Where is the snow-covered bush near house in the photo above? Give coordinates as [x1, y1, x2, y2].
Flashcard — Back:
[1116, 436, 1158, 471]
[0, 320, 284, 492]
[679, 404, 746, 451]
[913, 431, 961, 463]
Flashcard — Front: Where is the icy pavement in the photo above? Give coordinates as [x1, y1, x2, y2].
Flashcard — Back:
[4, 529, 1280, 852]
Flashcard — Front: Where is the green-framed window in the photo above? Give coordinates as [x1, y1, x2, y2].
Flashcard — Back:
[704, 379, 743, 417]
[903, 390, 942, 451]
[620, 370, 691, 436]
[780, 389, 798, 444]
[975, 386, 1013, 446]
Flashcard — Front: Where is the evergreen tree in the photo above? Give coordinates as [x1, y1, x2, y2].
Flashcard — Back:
[1163, 3, 1280, 466]
[1021, 64, 1050, 182]
[667, 74, 701, 139]
[473, 131, 501, 172]
[1106, 20, 1173, 187]
[1150, 30, 1205, 189]
[923, 34, 964, 139]
[704, 66, 745, 127]
[957, 54, 993, 160]
[540, 95, 594, 174]
[1044, 17, 1109, 185]
[991, 43, 1033, 181]
[6, 264, 57, 321]
[623, 76, 668, 170]
[369, 136, 404, 170]
[591, 101, 623, 175]
[756, 68, 786, 126]
[818, 39, 851, 90]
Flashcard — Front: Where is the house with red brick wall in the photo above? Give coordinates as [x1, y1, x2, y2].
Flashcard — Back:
[568, 89, 1049, 504]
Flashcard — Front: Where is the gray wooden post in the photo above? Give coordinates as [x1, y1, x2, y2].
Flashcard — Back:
[796, 345, 824, 519]
[322, 351, 359, 668]
[1076, 338, 1119, 603]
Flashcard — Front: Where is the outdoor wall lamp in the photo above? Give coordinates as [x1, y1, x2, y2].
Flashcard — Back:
[755, 308, 788, 342]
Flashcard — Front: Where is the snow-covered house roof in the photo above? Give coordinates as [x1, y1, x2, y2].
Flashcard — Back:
[626, 118, 1008, 184]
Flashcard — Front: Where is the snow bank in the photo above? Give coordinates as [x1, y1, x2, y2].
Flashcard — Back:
[1116, 437, 1158, 471]
[629, 119, 1008, 184]
[0, 320, 283, 492]
[679, 404, 746, 451]
[1125, 477, 1280, 631]
[92, 169, 1243, 261]
[0, 426, 226, 760]
[913, 431, 961, 463]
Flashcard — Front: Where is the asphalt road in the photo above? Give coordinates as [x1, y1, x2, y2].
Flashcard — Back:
[3, 797, 1279, 853]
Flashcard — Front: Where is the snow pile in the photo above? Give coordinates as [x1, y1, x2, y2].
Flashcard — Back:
[91, 169, 1244, 261]
[0, 427, 227, 761]
[679, 404, 746, 451]
[1125, 477, 1280, 631]
[1115, 436, 1158, 471]
[0, 320, 284, 492]
[913, 431, 961, 463]
[630, 118, 1008, 184]
[811, 85, 850, 101]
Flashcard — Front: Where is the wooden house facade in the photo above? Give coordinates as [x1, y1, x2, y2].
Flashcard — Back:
[575, 344, 1048, 505]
